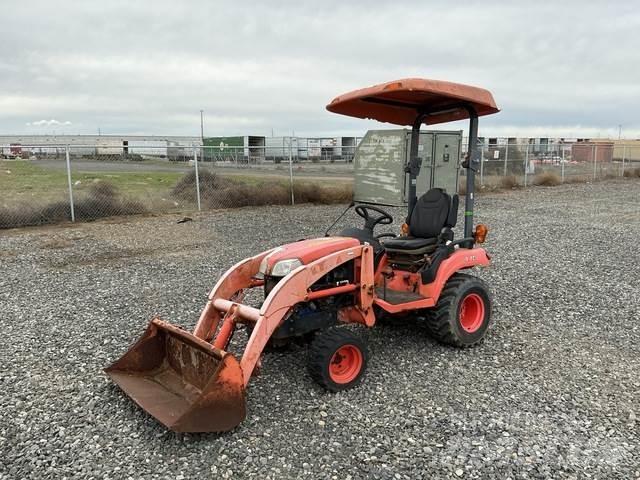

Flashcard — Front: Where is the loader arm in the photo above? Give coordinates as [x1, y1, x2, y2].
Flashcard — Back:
[210, 244, 375, 386]
[104, 244, 374, 432]
[193, 248, 276, 341]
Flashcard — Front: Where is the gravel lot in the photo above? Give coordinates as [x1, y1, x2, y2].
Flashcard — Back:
[1, 180, 639, 479]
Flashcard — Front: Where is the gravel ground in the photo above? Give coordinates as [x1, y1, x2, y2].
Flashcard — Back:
[1, 179, 639, 479]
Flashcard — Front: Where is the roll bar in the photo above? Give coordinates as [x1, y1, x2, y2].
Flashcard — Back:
[406, 104, 479, 247]
[326, 78, 499, 247]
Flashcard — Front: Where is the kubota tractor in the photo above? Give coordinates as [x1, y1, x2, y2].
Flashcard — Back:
[106, 78, 500, 432]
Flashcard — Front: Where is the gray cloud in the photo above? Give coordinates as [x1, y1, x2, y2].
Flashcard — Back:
[2, 0, 639, 138]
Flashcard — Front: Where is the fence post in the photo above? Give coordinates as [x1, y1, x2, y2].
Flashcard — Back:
[503, 143, 509, 177]
[194, 147, 201, 211]
[592, 144, 597, 181]
[524, 143, 530, 187]
[65, 145, 75, 222]
[288, 137, 295, 205]
[479, 143, 485, 186]
[561, 145, 565, 183]
[621, 145, 627, 177]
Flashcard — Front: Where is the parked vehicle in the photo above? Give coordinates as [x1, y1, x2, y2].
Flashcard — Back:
[106, 78, 500, 432]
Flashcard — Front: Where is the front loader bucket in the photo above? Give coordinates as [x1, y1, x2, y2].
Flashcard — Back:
[105, 318, 246, 433]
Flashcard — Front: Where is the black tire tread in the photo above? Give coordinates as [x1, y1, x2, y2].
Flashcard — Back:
[426, 273, 491, 347]
[308, 328, 368, 392]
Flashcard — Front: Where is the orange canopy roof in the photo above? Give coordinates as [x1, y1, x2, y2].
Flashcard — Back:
[326, 78, 499, 126]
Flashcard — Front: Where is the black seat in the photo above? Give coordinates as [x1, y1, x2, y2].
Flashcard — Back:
[384, 188, 458, 255]
[381, 236, 437, 253]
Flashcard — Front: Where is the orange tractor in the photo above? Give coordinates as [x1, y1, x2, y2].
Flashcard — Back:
[106, 78, 500, 432]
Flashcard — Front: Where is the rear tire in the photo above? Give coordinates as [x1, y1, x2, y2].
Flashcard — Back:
[308, 328, 368, 392]
[426, 273, 492, 347]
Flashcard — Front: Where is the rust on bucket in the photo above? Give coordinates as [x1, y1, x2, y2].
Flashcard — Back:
[105, 318, 246, 433]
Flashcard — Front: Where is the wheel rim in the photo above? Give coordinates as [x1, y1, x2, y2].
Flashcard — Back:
[459, 293, 485, 333]
[329, 345, 363, 384]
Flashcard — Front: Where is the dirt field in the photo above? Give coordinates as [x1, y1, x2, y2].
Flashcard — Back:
[1, 179, 639, 479]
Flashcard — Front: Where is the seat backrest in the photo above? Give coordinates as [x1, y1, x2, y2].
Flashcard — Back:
[408, 188, 459, 238]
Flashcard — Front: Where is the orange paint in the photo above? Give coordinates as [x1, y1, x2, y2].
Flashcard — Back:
[264, 237, 360, 270]
[327, 78, 499, 127]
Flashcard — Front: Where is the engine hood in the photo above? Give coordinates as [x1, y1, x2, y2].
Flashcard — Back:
[262, 237, 360, 275]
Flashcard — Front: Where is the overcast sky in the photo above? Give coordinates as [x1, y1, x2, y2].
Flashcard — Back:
[2, 0, 639, 139]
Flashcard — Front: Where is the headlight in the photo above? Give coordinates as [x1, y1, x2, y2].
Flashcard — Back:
[271, 258, 303, 276]
[258, 256, 269, 275]
[258, 248, 283, 275]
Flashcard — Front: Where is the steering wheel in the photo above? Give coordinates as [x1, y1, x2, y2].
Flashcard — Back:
[354, 204, 393, 231]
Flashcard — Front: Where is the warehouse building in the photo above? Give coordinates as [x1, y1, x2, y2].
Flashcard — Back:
[3, 134, 638, 165]
[0, 135, 200, 158]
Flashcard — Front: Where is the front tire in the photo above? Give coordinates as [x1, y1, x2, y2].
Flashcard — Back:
[426, 273, 492, 347]
[308, 328, 368, 392]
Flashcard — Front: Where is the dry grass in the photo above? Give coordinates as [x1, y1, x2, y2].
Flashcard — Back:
[1, 171, 353, 229]
[623, 167, 640, 178]
[293, 182, 353, 204]
[458, 179, 504, 195]
[172, 170, 232, 201]
[452, 170, 640, 196]
[499, 175, 521, 189]
[457, 180, 479, 195]
[564, 175, 590, 184]
[172, 170, 352, 208]
[0, 181, 147, 229]
[533, 171, 562, 186]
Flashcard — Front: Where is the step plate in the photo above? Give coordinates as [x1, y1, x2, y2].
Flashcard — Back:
[375, 287, 425, 305]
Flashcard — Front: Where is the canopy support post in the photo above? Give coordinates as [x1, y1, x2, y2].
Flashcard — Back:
[406, 113, 428, 218]
[461, 106, 479, 246]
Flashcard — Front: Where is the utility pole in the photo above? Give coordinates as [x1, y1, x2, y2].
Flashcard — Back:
[618, 124, 622, 140]
[200, 110, 204, 143]
[200, 110, 205, 162]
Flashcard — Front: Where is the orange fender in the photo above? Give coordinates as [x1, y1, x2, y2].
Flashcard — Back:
[419, 247, 490, 300]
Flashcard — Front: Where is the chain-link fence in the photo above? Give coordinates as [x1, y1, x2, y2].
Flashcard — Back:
[0, 143, 357, 229]
[461, 140, 640, 189]
[1, 140, 638, 229]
